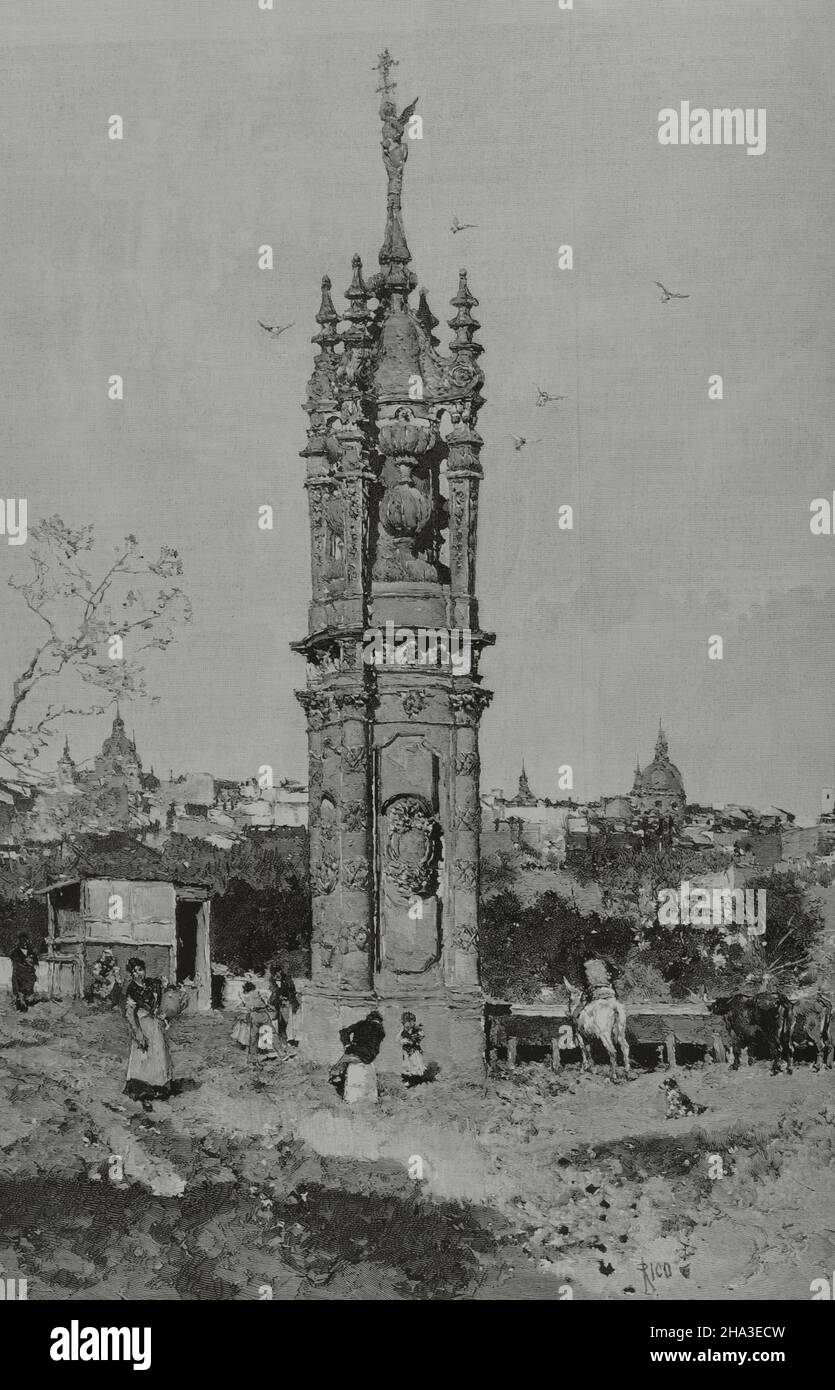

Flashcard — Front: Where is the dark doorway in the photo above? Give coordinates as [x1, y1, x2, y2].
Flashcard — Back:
[175, 900, 200, 982]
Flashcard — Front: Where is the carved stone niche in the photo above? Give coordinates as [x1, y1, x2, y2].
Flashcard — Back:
[323, 492, 346, 589]
[373, 409, 439, 583]
[376, 734, 443, 976]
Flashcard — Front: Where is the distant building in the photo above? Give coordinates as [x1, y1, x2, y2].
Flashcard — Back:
[17, 711, 308, 843]
[484, 766, 574, 853]
[630, 725, 686, 822]
[38, 836, 211, 1009]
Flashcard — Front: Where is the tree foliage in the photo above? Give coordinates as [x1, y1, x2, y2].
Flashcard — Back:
[1, 516, 191, 768]
[480, 889, 634, 1001]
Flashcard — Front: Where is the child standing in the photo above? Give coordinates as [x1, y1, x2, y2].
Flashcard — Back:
[400, 1010, 426, 1086]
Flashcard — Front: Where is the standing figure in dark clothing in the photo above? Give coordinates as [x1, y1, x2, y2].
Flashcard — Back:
[269, 962, 301, 1045]
[123, 957, 174, 1112]
[11, 934, 38, 1012]
[328, 1010, 385, 1092]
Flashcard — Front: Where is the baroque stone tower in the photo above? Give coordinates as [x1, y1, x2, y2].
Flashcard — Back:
[293, 52, 493, 1072]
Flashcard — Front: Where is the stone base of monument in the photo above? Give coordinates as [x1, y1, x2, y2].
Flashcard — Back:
[343, 1061, 378, 1104]
[299, 982, 485, 1077]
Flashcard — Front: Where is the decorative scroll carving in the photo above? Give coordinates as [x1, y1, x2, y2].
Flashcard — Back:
[296, 689, 335, 730]
[401, 689, 428, 719]
[454, 800, 481, 832]
[382, 797, 441, 899]
[449, 688, 492, 724]
[341, 800, 368, 832]
[341, 745, 367, 775]
[334, 689, 375, 717]
[311, 852, 339, 896]
[308, 754, 324, 793]
[342, 859, 371, 891]
[453, 859, 478, 892]
[453, 919, 479, 951]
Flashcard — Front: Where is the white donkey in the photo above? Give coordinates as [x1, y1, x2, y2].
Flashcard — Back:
[563, 977, 632, 1082]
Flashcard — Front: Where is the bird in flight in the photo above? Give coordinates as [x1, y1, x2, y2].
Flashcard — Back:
[653, 282, 689, 303]
[535, 387, 566, 407]
[258, 320, 295, 338]
[451, 215, 477, 235]
[511, 435, 542, 452]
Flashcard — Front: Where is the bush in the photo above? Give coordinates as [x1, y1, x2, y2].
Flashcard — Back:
[210, 876, 310, 976]
[480, 889, 634, 1001]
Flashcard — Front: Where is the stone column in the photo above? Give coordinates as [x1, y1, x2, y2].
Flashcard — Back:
[335, 420, 375, 633]
[449, 687, 491, 988]
[296, 690, 339, 982]
[302, 434, 336, 629]
[446, 423, 483, 632]
[335, 688, 376, 990]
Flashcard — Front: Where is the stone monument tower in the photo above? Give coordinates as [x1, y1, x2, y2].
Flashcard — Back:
[293, 52, 493, 1073]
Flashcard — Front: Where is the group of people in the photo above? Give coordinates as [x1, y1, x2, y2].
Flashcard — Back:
[229, 962, 300, 1058]
[327, 1008, 428, 1093]
[11, 935, 124, 1013]
[8, 932, 431, 1111]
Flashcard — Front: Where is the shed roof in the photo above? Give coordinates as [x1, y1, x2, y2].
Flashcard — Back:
[40, 832, 211, 891]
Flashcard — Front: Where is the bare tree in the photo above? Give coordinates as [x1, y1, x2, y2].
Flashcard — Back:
[1, 515, 192, 768]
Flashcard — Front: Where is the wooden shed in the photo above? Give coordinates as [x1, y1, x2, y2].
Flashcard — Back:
[38, 839, 211, 1010]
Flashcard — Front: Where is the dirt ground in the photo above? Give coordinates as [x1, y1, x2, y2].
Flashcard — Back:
[1, 995, 834, 1301]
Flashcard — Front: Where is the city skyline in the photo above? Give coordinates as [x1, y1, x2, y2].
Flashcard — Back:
[1, 0, 833, 817]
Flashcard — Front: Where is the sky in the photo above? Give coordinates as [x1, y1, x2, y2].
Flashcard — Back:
[1, 0, 833, 817]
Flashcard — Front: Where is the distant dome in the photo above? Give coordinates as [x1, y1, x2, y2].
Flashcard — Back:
[632, 727, 686, 812]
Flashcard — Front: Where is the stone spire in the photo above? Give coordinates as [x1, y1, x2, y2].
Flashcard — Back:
[341, 254, 373, 350]
[373, 48, 418, 294]
[449, 269, 483, 361]
[304, 275, 340, 421]
[415, 287, 440, 348]
[57, 735, 76, 786]
[655, 722, 669, 761]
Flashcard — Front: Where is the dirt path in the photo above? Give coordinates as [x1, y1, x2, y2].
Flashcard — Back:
[2, 998, 834, 1300]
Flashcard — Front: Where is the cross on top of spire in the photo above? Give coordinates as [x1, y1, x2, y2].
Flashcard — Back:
[374, 48, 399, 95]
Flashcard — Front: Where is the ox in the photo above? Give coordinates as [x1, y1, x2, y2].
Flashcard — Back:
[786, 993, 833, 1071]
[707, 991, 793, 1074]
[563, 977, 631, 1082]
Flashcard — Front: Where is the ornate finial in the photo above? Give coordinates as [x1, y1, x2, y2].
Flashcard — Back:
[374, 51, 418, 283]
[342, 254, 373, 347]
[305, 275, 340, 418]
[374, 49, 399, 95]
[315, 274, 339, 332]
[449, 269, 483, 358]
[415, 287, 440, 347]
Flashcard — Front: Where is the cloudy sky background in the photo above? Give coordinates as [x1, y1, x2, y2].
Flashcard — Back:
[1, 0, 833, 815]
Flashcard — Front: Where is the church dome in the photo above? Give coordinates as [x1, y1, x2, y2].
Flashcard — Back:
[632, 727, 685, 804]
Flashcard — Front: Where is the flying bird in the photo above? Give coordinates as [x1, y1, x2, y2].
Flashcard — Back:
[535, 387, 566, 407]
[511, 435, 542, 452]
[258, 320, 295, 338]
[451, 215, 478, 235]
[654, 282, 690, 303]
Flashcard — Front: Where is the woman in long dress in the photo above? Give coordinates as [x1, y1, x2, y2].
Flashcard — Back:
[269, 964, 301, 1047]
[231, 981, 278, 1058]
[400, 1010, 427, 1086]
[123, 957, 174, 1112]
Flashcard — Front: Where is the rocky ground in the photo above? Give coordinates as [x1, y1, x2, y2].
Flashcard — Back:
[1, 995, 834, 1301]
